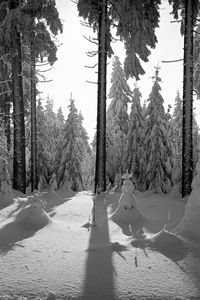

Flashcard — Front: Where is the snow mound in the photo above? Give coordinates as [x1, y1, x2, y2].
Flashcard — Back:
[175, 163, 200, 242]
[111, 205, 144, 226]
[147, 228, 186, 254]
[175, 187, 200, 241]
[15, 200, 52, 230]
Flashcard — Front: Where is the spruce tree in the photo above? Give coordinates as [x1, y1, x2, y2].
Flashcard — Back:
[171, 91, 182, 184]
[127, 86, 144, 189]
[57, 97, 85, 191]
[142, 67, 173, 193]
[106, 56, 132, 183]
[171, 91, 200, 186]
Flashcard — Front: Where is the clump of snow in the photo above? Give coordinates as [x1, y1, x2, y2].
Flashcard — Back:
[110, 172, 145, 236]
[117, 171, 137, 210]
[15, 198, 52, 230]
[147, 227, 185, 252]
[175, 159, 200, 241]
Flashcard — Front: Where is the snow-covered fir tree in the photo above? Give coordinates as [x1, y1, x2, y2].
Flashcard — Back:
[170, 91, 182, 184]
[106, 56, 132, 183]
[77, 112, 93, 189]
[170, 91, 200, 185]
[36, 98, 62, 188]
[57, 96, 90, 191]
[126, 86, 144, 189]
[142, 67, 173, 193]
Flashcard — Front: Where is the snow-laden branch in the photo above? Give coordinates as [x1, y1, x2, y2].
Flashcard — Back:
[162, 59, 183, 63]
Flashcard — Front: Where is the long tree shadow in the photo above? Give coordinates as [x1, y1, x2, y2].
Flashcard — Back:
[82, 196, 115, 300]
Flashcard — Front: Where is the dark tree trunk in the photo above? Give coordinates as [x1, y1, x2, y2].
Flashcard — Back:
[30, 31, 37, 192]
[182, 0, 194, 197]
[4, 94, 11, 152]
[11, 0, 26, 194]
[95, 0, 107, 193]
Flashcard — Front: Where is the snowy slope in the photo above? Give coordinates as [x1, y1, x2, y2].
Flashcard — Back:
[0, 188, 200, 300]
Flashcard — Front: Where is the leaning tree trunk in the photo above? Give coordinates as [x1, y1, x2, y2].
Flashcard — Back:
[11, 0, 26, 194]
[30, 30, 37, 192]
[182, 0, 194, 197]
[95, 0, 107, 193]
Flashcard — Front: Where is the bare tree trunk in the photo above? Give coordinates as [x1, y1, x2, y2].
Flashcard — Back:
[4, 94, 11, 152]
[182, 0, 194, 197]
[11, 0, 26, 194]
[95, 0, 107, 193]
[30, 30, 37, 192]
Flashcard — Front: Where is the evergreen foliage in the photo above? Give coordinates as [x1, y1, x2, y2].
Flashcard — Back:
[77, 0, 161, 79]
[57, 97, 91, 191]
[171, 91, 182, 184]
[142, 67, 173, 193]
[126, 86, 144, 189]
[106, 56, 132, 182]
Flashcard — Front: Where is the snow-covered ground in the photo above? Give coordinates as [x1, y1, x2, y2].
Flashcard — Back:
[0, 185, 200, 300]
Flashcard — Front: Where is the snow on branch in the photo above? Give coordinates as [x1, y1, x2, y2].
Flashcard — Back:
[86, 51, 98, 57]
[162, 59, 183, 63]
[84, 63, 98, 69]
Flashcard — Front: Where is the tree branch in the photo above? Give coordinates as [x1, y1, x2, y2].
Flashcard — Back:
[86, 80, 97, 84]
[86, 51, 98, 57]
[85, 63, 98, 68]
[83, 35, 98, 45]
[162, 59, 183, 63]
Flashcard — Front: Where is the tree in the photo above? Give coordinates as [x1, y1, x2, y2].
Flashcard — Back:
[23, 0, 62, 192]
[142, 67, 173, 193]
[126, 86, 144, 189]
[57, 97, 84, 191]
[106, 55, 132, 182]
[77, 0, 161, 192]
[182, 0, 195, 196]
[9, 0, 26, 193]
[169, 0, 199, 196]
[171, 91, 182, 185]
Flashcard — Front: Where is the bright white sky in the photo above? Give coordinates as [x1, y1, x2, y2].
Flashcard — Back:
[38, 0, 200, 141]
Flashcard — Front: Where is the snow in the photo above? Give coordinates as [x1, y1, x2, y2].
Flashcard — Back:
[0, 186, 200, 299]
[175, 161, 200, 241]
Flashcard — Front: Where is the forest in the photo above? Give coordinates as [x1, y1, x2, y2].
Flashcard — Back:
[1, 1, 200, 300]
[0, 0, 200, 198]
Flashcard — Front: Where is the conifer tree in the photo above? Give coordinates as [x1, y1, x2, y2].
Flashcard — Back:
[57, 96, 84, 191]
[77, 0, 161, 192]
[127, 86, 144, 189]
[142, 67, 173, 193]
[106, 56, 132, 183]
[37, 98, 50, 184]
[169, 0, 199, 196]
[171, 91, 182, 184]
[171, 91, 200, 186]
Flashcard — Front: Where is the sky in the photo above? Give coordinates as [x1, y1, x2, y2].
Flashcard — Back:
[38, 0, 199, 141]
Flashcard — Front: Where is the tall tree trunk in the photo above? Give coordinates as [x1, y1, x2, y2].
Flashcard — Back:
[95, 0, 107, 193]
[30, 30, 37, 192]
[4, 94, 11, 152]
[11, 0, 26, 194]
[182, 0, 194, 197]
